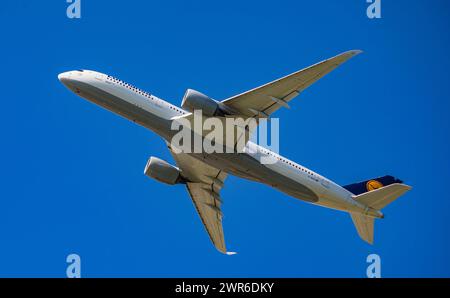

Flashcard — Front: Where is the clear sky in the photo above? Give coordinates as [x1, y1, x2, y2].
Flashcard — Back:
[1, 0, 449, 277]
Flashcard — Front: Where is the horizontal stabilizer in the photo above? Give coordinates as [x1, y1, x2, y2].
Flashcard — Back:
[353, 183, 411, 210]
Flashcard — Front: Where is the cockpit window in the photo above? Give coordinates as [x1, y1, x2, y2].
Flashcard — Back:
[77, 69, 84, 72]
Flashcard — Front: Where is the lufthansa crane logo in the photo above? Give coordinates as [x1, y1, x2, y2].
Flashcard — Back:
[366, 180, 383, 191]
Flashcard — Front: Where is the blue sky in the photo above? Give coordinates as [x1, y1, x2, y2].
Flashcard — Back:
[0, 0, 449, 277]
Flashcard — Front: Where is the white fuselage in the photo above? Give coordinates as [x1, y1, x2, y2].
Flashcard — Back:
[58, 70, 380, 217]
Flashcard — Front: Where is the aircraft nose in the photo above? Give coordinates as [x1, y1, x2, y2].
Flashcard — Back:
[58, 71, 72, 83]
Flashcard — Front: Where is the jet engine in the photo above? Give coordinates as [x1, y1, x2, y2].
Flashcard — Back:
[144, 157, 184, 185]
[181, 89, 232, 116]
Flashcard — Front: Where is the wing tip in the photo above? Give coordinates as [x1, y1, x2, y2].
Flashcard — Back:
[364, 237, 374, 245]
[328, 50, 363, 64]
[344, 49, 363, 58]
[226, 251, 237, 256]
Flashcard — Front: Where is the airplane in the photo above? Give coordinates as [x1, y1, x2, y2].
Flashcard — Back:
[58, 50, 411, 254]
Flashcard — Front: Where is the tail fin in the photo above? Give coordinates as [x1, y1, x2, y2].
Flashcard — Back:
[348, 182, 412, 244]
[343, 175, 403, 195]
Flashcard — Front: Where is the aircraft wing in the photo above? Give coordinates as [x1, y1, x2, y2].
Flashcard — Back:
[221, 50, 362, 117]
[168, 145, 235, 255]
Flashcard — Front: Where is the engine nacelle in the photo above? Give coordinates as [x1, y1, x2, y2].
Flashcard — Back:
[181, 89, 229, 116]
[144, 157, 184, 185]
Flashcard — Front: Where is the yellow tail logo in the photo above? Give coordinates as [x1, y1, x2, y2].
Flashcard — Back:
[366, 180, 383, 191]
